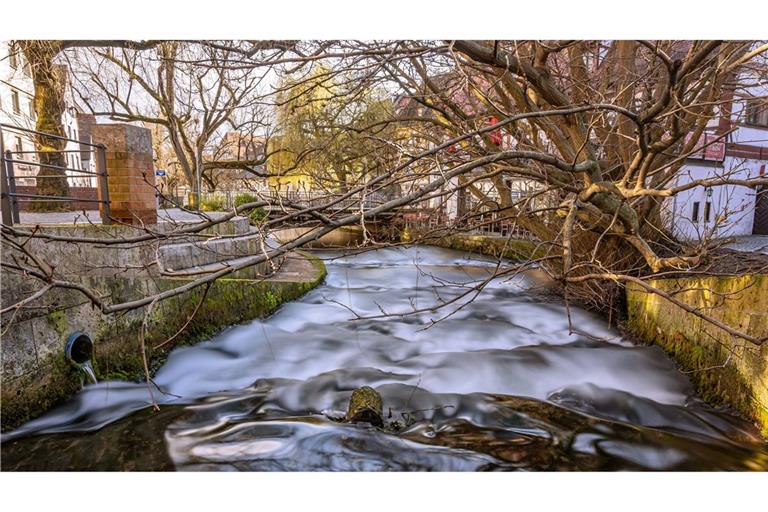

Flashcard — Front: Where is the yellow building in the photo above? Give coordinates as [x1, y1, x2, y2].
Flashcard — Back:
[265, 134, 315, 192]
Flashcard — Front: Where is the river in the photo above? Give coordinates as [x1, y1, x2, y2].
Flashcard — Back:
[2, 246, 767, 470]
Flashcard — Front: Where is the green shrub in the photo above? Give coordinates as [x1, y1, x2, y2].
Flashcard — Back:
[200, 197, 225, 212]
[234, 193, 268, 224]
[234, 193, 258, 207]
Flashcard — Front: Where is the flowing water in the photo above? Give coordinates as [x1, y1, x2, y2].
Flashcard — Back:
[2, 246, 767, 471]
[80, 361, 98, 386]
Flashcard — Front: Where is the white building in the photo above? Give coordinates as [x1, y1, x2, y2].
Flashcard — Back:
[665, 80, 768, 241]
[1, 42, 93, 189]
[1, 41, 38, 186]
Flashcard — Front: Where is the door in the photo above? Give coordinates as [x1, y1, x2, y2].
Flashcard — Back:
[754, 185, 768, 235]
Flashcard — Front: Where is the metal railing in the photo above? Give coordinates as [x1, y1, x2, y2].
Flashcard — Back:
[264, 190, 391, 210]
[0, 123, 111, 226]
[196, 189, 393, 212]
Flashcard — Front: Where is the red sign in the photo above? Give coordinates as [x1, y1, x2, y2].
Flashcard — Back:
[684, 132, 726, 162]
[487, 117, 503, 146]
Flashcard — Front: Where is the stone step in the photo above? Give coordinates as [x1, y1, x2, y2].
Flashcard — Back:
[5, 214, 266, 278]
[155, 213, 251, 238]
[161, 252, 279, 280]
[158, 231, 271, 273]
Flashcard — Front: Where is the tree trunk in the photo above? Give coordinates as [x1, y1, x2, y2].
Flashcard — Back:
[19, 41, 70, 211]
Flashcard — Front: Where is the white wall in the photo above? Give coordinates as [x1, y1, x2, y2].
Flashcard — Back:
[61, 108, 94, 187]
[1, 42, 38, 186]
[667, 161, 758, 240]
[1, 43, 90, 188]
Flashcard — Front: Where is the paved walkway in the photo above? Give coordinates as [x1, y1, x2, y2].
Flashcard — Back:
[17, 208, 228, 226]
[726, 235, 768, 255]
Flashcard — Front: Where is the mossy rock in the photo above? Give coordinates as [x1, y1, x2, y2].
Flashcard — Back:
[346, 386, 383, 427]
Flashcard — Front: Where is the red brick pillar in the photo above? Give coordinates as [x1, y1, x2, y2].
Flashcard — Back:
[91, 124, 157, 225]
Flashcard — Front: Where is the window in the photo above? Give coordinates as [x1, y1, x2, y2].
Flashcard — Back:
[28, 100, 35, 119]
[745, 100, 768, 127]
[8, 43, 18, 69]
[704, 201, 711, 222]
[11, 90, 21, 115]
[14, 136, 24, 160]
[691, 201, 700, 222]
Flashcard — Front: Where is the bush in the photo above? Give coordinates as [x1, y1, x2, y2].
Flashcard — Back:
[200, 197, 225, 212]
[234, 193, 268, 224]
[234, 193, 258, 208]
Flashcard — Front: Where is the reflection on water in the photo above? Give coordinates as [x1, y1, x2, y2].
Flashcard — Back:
[2, 247, 767, 470]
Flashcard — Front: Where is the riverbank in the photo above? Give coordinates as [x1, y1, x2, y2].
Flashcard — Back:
[421, 233, 768, 436]
[626, 273, 768, 436]
[0, 251, 326, 431]
[422, 232, 544, 261]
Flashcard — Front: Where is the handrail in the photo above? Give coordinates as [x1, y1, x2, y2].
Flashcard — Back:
[3, 156, 104, 176]
[1, 123, 112, 226]
[8, 192, 107, 203]
[11, 149, 92, 154]
[0, 122, 104, 148]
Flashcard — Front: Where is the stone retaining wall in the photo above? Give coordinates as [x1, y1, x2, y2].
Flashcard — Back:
[0, 252, 326, 431]
[626, 275, 768, 436]
[420, 232, 543, 261]
[272, 225, 365, 247]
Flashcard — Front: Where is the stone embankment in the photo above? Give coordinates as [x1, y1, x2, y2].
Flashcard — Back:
[626, 273, 768, 436]
[1, 216, 326, 431]
[421, 232, 543, 261]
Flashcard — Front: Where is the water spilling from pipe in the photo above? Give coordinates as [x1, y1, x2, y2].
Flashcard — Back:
[64, 331, 98, 386]
[2, 246, 766, 470]
[80, 361, 98, 386]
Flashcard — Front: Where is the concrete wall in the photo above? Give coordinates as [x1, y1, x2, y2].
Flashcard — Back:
[411, 232, 543, 262]
[272, 225, 365, 247]
[0, 218, 261, 284]
[0, 215, 328, 430]
[626, 275, 768, 435]
[0, 251, 326, 431]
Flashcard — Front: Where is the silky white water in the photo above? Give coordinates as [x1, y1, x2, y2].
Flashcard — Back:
[3, 246, 766, 470]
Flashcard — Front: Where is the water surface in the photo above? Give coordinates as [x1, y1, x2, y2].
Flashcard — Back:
[3, 246, 766, 471]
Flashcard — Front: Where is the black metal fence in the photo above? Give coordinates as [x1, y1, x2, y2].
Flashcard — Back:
[197, 189, 393, 211]
[0, 123, 111, 226]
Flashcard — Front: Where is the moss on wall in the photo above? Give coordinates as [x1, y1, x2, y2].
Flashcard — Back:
[1, 358, 84, 432]
[0, 252, 326, 431]
[93, 263, 326, 383]
[45, 310, 68, 337]
[626, 274, 768, 436]
[425, 233, 544, 261]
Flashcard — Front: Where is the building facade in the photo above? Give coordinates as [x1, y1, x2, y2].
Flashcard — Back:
[1, 42, 94, 189]
[665, 79, 768, 240]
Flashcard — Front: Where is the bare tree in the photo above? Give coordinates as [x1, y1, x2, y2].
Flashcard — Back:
[369, 40, 768, 318]
[3, 40, 768, 350]
[64, 41, 294, 203]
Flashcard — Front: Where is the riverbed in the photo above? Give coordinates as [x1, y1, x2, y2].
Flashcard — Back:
[2, 246, 766, 470]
